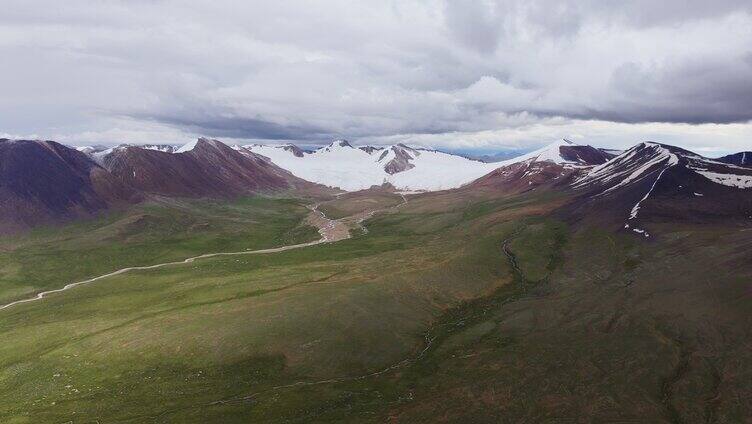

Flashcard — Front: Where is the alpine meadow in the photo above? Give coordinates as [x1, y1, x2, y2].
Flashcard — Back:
[2, 1, 752, 423]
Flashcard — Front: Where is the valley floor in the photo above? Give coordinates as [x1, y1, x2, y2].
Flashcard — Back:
[0, 189, 751, 422]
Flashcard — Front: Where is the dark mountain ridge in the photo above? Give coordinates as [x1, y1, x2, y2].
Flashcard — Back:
[102, 138, 293, 198]
[717, 151, 752, 167]
[565, 142, 752, 235]
[0, 139, 141, 232]
[0, 138, 329, 233]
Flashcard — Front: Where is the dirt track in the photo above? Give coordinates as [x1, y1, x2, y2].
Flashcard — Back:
[0, 196, 408, 312]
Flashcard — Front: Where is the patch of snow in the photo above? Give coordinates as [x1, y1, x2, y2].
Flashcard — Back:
[631, 227, 650, 237]
[600, 148, 624, 155]
[90, 148, 113, 165]
[141, 144, 176, 153]
[496, 139, 578, 166]
[694, 192, 704, 196]
[693, 170, 752, 189]
[176, 139, 199, 153]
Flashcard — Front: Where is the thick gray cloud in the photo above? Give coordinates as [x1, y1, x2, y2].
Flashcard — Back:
[0, 0, 751, 153]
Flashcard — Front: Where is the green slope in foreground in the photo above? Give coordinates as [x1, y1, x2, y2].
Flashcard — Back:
[0, 196, 319, 305]
[1, 190, 751, 422]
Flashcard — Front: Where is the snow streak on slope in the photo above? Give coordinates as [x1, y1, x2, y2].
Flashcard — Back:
[573, 143, 678, 194]
[623, 161, 676, 237]
[628, 163, 674, 221]
[572, 141, 752, 236]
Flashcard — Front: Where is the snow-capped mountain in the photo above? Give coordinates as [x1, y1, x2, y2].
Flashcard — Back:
[246, 140, 495, 191]
[500, 139, 612, 166]
[6, 136, 752, 236]
[465, 139, 612, 193]
[569, 142, 752, 236]
[574, 142, 752, 193]
[245, 139, 606, 192]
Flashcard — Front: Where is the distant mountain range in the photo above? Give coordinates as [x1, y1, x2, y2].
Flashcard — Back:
[2, 137, 751, 234]
[245, 138, 610, 191]
[0, 138, 320, 232]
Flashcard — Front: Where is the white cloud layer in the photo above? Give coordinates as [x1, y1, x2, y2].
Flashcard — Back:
[1, 0, 751, 155]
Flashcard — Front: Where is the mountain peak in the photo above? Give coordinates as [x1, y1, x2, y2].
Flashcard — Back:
[176, 139, 200, 153]
[498, 139, 587, 166]
[176, 137, 222, 154]
[329, 139, 353, 148]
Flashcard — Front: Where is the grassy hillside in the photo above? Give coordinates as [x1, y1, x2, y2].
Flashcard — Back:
[0, 189, 751, 422]
[0, 196, 319, 305]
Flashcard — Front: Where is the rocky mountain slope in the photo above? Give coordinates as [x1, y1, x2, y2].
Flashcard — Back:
[101, 138, 296, 198]
[0, 138, 326, 233]
[567, 142, 752, 235]
[0, 139, 141, 232]
[463, 139, 613, 193]
[6, 136, 750, 234]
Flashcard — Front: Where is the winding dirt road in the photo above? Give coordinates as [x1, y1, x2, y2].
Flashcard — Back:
[0, 197, 407, 312]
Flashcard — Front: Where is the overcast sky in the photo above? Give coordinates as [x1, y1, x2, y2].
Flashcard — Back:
[1, 0, 751, 155]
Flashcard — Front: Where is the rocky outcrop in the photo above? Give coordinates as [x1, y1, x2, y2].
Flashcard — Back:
[382, 144, 420, 175]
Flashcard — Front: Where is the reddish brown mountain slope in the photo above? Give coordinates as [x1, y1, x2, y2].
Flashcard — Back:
[469, 161, 579, 194]
[102, 138, 301, 198]
[0, 139, 140, 232]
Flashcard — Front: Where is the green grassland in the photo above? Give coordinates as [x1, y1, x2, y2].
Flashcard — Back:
[0, 196, 319, 305]
[1, 190, 751, 422]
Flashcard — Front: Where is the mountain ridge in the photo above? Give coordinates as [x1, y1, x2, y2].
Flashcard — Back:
[0, 138, 330, 233]
[0, 139, 141, 232]
[6, 136, 752, 234]
[246, 138, 608, 191]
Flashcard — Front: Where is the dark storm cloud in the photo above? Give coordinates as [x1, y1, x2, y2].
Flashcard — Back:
[601, 57, 752, 124]
[149, 115, 335, 141]
[1, 0, 751, 150]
